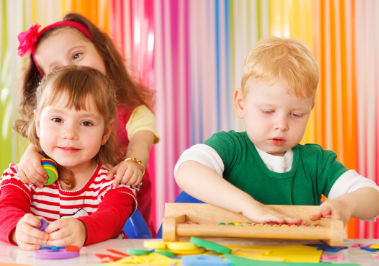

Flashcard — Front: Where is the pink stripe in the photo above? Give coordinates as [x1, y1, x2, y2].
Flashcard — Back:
[183, 0, 190, 147]
[129, 0, 134, 60]
[111, 0, 118, 47]
[120, 0, 125, 55]
[169, 0, 182, 200]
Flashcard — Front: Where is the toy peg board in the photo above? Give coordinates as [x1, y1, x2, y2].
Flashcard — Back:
[162, 203, 344, 246]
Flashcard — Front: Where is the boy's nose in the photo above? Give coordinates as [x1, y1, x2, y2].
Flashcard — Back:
[274, 116, 289, 131]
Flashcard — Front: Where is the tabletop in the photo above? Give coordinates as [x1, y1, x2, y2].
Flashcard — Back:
[0, 238, 378, 266]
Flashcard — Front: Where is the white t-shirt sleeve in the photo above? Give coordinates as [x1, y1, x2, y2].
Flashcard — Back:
[328, 170, 379, 221]
[174, 144, 224, 177]
[328, 170, 379, 200]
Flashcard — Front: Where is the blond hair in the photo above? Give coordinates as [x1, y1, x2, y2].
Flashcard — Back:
[241, 37, 319, 98]
[28, 66, 122, 168]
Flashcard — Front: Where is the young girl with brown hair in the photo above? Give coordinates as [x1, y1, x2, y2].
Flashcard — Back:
[0, 66, 137, 250]
[16, 13, 158, 234]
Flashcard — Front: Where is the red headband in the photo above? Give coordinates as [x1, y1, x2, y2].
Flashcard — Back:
[17, 21, 93, 76]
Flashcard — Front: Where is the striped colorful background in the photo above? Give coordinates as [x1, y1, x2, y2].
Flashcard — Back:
[1, 0, 378, 238]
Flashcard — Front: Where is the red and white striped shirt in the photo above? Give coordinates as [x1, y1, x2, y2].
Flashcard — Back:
[0, 163, 137, 245]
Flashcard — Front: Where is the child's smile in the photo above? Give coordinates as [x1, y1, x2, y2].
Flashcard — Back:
[35, 92, 108, 173]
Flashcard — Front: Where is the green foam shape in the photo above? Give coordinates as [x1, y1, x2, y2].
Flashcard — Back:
[190, 237, 231, 254]
[44, 168, 57, 185]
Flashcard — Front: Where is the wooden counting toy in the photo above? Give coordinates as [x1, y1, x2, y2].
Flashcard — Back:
[41, 158, 58, 185]
[162, 203, 344, 246]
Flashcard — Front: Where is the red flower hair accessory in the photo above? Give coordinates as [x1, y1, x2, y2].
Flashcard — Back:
[17, 21, 93, 76]
[17, 23, 41, 57]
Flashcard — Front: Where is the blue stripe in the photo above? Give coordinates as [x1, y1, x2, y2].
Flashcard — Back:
[41, 161, 57, 169]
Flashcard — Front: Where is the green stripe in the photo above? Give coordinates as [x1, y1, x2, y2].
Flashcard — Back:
[257, 0, 261, 40]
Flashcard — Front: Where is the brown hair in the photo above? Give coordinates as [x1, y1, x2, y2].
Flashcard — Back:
[28, 66, 122, 170]
[15, 12, 154, 137]
[241, 37, 319, 98]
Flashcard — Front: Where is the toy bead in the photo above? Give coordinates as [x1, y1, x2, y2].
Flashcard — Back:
[41, 158, 58, 185]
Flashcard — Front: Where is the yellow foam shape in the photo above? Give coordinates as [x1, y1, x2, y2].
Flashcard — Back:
[109, 252, 180, 265]
[158, 247, 204, 255]
[166, 241, 198, 250]
[43, 165, 58, 175]
[232, 251, 284, 261]
[232, 249, 270, 255]
[172, 247, 204, 255]
[226, 245, 322, 263]
[369, 244, 379, 249]
[144, 240, 167, 249]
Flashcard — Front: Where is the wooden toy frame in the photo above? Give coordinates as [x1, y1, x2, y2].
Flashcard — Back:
[162, 203, 344, 246]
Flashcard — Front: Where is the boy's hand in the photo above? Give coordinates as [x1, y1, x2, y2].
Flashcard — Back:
[45, 218, 86, 247]
[310, 198, 352, 225]
[13, 213, 49, 250]
[18, 144, 47, 187]
[243, 202, 303, 224]
[107, 159, 144, 188]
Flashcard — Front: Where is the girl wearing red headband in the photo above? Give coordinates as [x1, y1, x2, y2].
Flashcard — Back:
[15, 13, 158, 235]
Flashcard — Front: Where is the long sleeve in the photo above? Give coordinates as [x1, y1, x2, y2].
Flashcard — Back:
[78, 187, 136, 245]
[0, 166, 32, 244]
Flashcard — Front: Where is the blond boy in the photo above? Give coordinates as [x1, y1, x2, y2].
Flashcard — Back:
[175, 37, 379, 225]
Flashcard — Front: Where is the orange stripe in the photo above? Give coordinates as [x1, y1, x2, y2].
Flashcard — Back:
[346, 0, 357, 239]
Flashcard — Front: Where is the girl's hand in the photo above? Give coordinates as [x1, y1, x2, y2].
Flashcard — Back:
[310, 198, 352, 225]
[45, 218, 86, 247]
[107, 159, 145, 188]
[243, 202, 303, 225]
[18, 144, 47, 187]
[13, 213, 49, 250]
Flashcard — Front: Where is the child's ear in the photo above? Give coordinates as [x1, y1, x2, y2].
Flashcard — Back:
[234, 88, 245, 118]
[101, 119, 114, 145]
[34, 110, 41, 138]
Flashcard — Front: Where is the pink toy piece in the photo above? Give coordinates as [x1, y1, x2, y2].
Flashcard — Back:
[321, 254, 343, 262]
[352, 243, 370, 248]
[34, 248, 80, 260]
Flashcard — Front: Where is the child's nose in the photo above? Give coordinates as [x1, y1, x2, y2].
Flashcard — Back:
[63, 123, 78, 139]
[275, 115, 289, 131]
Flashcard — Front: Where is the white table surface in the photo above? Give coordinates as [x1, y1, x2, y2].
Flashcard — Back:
[0, 238, 378, 266]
